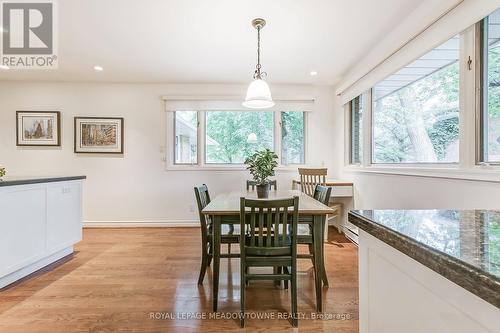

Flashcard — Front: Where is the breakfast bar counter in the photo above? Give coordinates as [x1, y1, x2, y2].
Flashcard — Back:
[348, 209, 500, 333]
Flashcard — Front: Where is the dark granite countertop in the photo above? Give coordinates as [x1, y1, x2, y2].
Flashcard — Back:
[349, 210, 500, 308]
[0, 176, 86, 187]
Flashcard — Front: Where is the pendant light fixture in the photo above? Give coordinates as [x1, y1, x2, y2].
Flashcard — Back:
[243, 18, 275, 109]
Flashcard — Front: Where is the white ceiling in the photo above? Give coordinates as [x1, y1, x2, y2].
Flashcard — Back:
[0, 0, 425, 85]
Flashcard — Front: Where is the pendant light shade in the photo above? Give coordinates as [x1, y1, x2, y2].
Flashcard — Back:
[247, 132, 258, 143]
[243, 79, 275, 109]
[243, 18, 274, 109]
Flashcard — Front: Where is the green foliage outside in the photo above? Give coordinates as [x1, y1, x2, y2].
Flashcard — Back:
[204, 111, 305, 164]
[281, 112, 305, 164]
[373, 62, 460, 163]
[205, 111, 273, 164]
[487, 43, 500, 160]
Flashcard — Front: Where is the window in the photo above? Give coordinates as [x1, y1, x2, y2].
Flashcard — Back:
[281, 112, 305, 164]
[205, 111, 274, 164]
[349, 96, 363, 164]
[174, 111, 197, 164]
[372, 36, 460, 164]
[480, 8, 500, 163]
[169, 109, 307, 168]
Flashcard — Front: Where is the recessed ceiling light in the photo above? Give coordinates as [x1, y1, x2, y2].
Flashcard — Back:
[93, 65, 104, 71]
[0, 65, 9, 70]
[310, 71, 318, 76]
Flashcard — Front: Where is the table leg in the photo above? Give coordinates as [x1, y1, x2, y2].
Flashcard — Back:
[321, 218, 329, 287]
[313, 215, 323, 312]
[212, 215, 221, 312]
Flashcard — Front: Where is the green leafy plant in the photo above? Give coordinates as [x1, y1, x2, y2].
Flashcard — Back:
[0, 166, 6, 179]
[244, 149, 278, 185]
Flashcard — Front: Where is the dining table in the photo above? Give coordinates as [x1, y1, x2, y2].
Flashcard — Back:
[202, 189, 335, 312]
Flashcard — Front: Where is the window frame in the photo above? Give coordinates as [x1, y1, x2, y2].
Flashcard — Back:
[173, 111, 199, 165]
[166, 110, 308, 171]
[344, 20, 500, 182]
[477, 15, 500, 165]
[370, 39, 461, 166]
[349, 95, 363, 165]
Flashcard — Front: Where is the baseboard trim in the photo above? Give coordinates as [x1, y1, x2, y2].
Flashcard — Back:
[83, 220, 199, 228]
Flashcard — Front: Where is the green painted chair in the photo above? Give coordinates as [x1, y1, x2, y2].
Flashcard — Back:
[239, 196, 299, 328]
[194, 184, 240, 285]
[297, 185, 332, 287]
[246, 179, 277, 191]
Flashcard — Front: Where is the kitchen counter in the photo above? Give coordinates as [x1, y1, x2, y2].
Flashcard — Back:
[0, 175, 86, 187]
[348, 209, 500, 333]
[0, 176, 85, 288]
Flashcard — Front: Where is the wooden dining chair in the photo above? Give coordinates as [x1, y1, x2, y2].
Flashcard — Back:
[239, 196, 299, 328]
[298, 168, 343, 243]
[297, 185, 332, 287]
[194, 184, 240, 285]
[246, 179, 277, 190]
[298, 168, 327, 196]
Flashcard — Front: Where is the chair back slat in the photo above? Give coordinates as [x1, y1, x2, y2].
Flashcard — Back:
[298, 168, 327, 196]
[258, 208, 264, 246]
[246, 180, 277, 191]
[240, 197, 299, 252]
[266, 208, 272, 247]
[194, 184, 211, 229]
[313, 184, 332, 206]
[250, 207, 256, 246]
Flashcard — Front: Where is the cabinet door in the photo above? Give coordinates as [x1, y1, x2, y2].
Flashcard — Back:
[0, 186, 46, 276]
[46, 181, 82, 252]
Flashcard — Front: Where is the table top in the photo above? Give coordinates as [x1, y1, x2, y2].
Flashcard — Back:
[349, 209, 500, 308]
[202, 190, 335, 215]
[292, 179, 353, 186]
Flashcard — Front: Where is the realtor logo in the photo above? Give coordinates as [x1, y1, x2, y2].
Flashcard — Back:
[1, 0, 57, 69]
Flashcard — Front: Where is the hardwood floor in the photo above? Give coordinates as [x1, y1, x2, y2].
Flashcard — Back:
[0, 227, 358, 333]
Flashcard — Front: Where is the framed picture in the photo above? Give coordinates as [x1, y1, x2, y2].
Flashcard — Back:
[74, 117, 124, 154]
[16, 111, 61, 146]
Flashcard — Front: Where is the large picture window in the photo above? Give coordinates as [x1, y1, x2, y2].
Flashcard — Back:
[372, 36, 460, 164]
[170, 109, 306, 168]
[480, 8, 500, 163]
[205, 111, 274, 164]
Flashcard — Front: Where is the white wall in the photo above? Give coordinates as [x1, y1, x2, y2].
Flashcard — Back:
[0, 81, 336, 225]
[330, 94, 500, 211]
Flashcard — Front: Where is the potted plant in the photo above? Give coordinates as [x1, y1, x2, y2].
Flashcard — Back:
[244, 149, 278, 198]
[0, 165, 5, 180]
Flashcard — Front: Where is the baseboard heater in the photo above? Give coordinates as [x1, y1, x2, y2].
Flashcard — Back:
[343, 221, 359, 245]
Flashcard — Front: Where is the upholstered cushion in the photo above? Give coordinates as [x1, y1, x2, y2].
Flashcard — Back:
[208, 223, 240, 235]
[297, 224, 312, 236]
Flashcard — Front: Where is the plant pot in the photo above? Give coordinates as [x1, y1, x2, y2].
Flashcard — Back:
[256, 184, 270, 198]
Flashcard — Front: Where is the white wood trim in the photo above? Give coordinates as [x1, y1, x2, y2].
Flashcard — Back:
[343, 165, 500, 183]
[336, 0, 500, 104]
[459, 25, 478, 169]
[362, 90, 372, 167]
[161, 95, 315, 102]
[83, 220, 200, 228]
[344, 103, 351, 166]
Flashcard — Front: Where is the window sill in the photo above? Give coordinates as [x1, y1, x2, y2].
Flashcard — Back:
[165, 165, 303, 172]
[343, 165, 500, 183]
